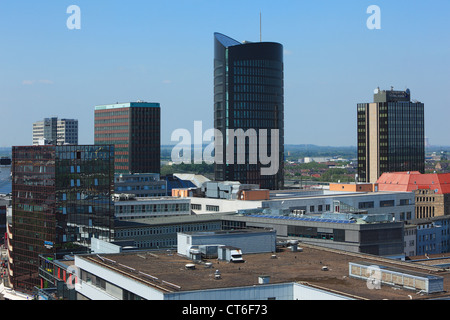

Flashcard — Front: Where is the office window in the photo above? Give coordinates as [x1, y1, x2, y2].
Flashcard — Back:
[400, 199, 410, 205]
[359, 201, 374, 209]
[380, 200, 395, 207]
[206, 205, 219, 212]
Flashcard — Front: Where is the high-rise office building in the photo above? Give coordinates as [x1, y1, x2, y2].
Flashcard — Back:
[10, 145, 115, 291]
[213, 33, 284, 190]
[357, 87, 425, 183]
[94, 101, 161, 175]
[32, 117, 78, 145]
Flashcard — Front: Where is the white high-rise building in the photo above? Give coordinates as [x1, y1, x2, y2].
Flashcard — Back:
[32, 117, 78, 145]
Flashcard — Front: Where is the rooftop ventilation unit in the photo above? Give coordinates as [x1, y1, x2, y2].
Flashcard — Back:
[185, 263, 196, 270]
[258, 275, 270, 285]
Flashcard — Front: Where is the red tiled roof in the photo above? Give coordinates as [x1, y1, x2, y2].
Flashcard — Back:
[377, 172, 450, 194]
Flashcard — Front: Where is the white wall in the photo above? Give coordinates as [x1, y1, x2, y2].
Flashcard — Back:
[75, 256, 165, 300]
[165, 282, 352, 300]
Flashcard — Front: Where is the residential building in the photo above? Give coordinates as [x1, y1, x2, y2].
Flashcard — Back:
[10, 145, 115, 292]
[415, 220, 442, 256]
[377, 171, 450, 219]
[357, 87, 425, 183]
[32, 117, 78, 145]
[402, 215, 450, 258]
[213, 32, 284, 190]
[94, 101, 160, 174]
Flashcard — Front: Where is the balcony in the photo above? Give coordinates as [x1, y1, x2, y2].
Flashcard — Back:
[38, 267, 55, 284]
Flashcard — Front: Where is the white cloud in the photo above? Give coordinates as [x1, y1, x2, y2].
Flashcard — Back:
[38, 79, 54, 84]
[22, 79, 54, 85]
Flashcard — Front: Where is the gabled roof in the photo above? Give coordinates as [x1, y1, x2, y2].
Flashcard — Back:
[377, 172, 450, 194]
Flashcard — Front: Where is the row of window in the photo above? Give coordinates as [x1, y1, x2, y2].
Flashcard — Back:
[233, 92, 283, 102]
[308, 204, 331, 213]
[95, 125, 129, 132]
[233, 75, 282, 86]
[95, 110, 129, 117]
[80, 268, 143, 300]
[358, 199, 411, 209]
[95, 118, 129, 124]
[95, 133, 129, 139]
[115, 222, 221, 238]
[191, 204, 220, 212]
[115, 203, 190, 214]
[116, 184, 165, 191]
[233, 59, 282, 69]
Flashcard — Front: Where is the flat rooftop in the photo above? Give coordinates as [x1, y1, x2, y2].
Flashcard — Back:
[79, 244, 450, 300]
[94, 102, 160, 110]
[267, 189, 412, 201]
[113, 196, 189, 203]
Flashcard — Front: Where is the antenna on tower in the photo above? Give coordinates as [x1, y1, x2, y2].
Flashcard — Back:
[260, 11, 262, 42]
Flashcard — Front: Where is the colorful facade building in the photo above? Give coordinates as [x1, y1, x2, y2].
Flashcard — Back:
[10, 145, 115, 292]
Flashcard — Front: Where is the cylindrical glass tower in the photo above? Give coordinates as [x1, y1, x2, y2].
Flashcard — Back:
[214, 32, 284, 190]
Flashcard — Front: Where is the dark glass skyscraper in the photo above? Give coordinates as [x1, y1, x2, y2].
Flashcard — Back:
[213, 33, 284, 190]
[11, 145, 114, 291]
[94, 102, 161, 175]
[357, 88, 425, 183]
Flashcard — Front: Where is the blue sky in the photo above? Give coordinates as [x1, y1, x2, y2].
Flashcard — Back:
[0, 0, 449, 147]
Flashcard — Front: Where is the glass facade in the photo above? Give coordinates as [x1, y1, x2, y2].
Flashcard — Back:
[214, 33, 284, 190]
[357, 91, 424, 183]
[11, 145, 114, 291]
[385, 102, 425, 173]
[94, 102, 160, 174]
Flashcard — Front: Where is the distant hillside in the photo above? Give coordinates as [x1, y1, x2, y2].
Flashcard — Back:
[284, 144, 357, 160]
[161, 144, 358, 162]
